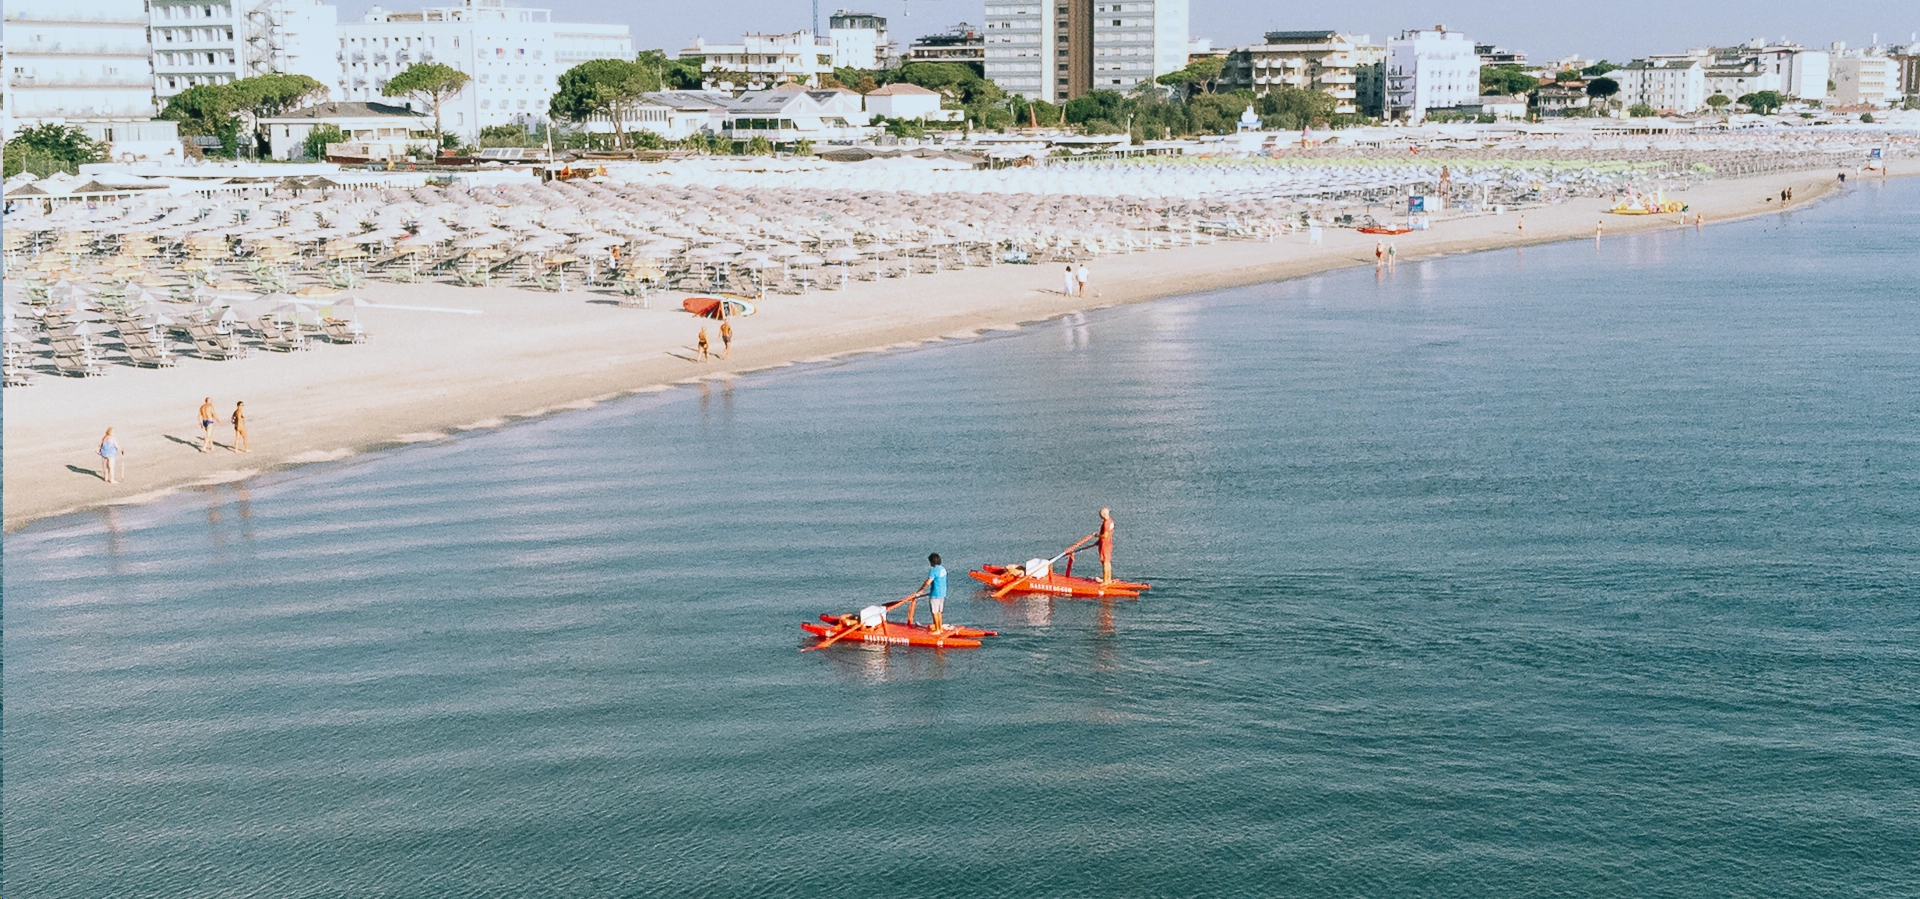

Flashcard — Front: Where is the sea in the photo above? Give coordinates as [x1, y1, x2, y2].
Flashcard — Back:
[6, 176, 1918, 898]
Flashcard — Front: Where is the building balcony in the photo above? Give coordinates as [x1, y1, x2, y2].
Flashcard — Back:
[10, 75, 155, 89]
[11, 44, 152, 58]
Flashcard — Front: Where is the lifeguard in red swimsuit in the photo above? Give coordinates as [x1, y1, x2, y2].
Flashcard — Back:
[1097, 507, 1115, 584]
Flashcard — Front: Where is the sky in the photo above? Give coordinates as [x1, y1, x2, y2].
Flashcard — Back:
[338, 0, 1918, 63]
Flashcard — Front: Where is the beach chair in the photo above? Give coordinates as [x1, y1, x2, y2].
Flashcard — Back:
[49, 337, 106, 377]
[126, 340, 178, 368]
[321, 318, 368, 344]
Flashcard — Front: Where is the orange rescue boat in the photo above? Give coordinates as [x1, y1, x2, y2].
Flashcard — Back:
[969, 543, 1150, 599]
[801, 596, 998, 650]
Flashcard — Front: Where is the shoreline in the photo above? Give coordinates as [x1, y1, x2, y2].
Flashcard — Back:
[5, 164, 1904, 531]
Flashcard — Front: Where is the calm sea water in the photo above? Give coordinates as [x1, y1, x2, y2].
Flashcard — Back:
[7, 179, 1920, 898]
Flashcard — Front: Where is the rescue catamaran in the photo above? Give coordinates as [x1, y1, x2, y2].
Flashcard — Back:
[969, 539, 1151, 599]
[801, 593, 998, 650]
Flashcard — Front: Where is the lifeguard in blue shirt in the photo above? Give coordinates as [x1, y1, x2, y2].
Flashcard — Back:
[917, 553, 949, 634]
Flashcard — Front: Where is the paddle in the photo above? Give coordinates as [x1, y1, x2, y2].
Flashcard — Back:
[991, 538, 1096, 599]
[803, 593, 919, 652]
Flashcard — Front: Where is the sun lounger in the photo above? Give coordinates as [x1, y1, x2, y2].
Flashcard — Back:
[321, 318, 368, 344]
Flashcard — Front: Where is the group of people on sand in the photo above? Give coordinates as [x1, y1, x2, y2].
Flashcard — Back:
[1062, 262, 1093, 297]
[695, 319, 732, 362]
[94, 396, 247, 485]
[901, 508, 1117, 635]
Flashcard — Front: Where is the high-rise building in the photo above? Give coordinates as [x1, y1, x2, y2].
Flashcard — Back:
[1384, 26, 1477, 120]
[149, 0, 340, 106]
[983, 0, 1186, 103]
[337, 0, 630, 136]
[244, 0, 341, 90]
[4, 0, 157, 125]
[148, 0, 245, 103]
[827, 10, 889, 70]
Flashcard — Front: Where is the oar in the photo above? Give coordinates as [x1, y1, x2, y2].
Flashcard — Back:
[803, 593, 919, 652]
[992, 538, 1095, 599]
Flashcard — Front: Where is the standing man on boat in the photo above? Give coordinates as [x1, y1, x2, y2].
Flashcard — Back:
[917, 553, 948, 633]
[1097, 508, 1115, 584]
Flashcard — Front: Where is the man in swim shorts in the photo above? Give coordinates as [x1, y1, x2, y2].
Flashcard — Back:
[198, 397, 218, 452]
[918, 553, 948, 633]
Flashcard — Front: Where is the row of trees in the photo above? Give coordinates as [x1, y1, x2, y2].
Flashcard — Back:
[3, 124, 107, 177]
[155, 66, 471, 159]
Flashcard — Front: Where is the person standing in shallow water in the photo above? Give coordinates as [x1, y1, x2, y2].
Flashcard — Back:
[98, 427, 123, 483]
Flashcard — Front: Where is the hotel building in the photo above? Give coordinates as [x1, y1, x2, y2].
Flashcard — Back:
[336, 0, 630, 136]
[982, 0, 1187, 103]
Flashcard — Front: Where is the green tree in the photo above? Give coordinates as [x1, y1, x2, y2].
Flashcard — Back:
[1480, 65, 1539, 96]
[636, 49, 704, 90]
[383, 62, 471, 140]
[1256, 85, 1336, 129]
[1156, 56, 1226, 99]
[1738, 90, 1783, 114]
[635, 130, 666, 150]
[159, 83, 245, 155]
[3, 124, 107, 176]
[1706, 93, 1732, 111]
[1586, 77, 1620, 107]
[303, 124, 346, 160]
[745, 135, 774, 155]
[478, 122, 533, 145]
[831, 66, 880, 92]
[549, 58, 658, 149]
[889, 61, 981, 95]
[1555, 70, 1583, 83]
[1581, 60, 1618, 76]
[1629, 102, 1655, 117]
[230, 73, 327, 155]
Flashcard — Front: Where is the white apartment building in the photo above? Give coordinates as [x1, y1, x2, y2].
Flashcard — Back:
[1749, 43, 1829, 100]
[1612, 57, 1706, 112]
[982, 0, 1187, 103]
[683, 32, 832, 90]
[4, 0, 156, 126]
[244, 0, 340, 88]
[1228, 31, 1378, 115]
[1384, 27, 1477, 121]
[1703, 57, 1780, 102]
[149, 0, 339, 105]
[827, 10, 888, 70]
[1830, 49, 1894, 106]
[336, 0, 630, 136]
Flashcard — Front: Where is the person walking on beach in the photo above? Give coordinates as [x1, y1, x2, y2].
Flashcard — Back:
[917, 553, 949, 633]
[1076, 262, 1091, 298]
[1063, 264, 1077, 296]
[719, 320, 733, 360]
[696, 327, 710, 362]
[98, 427, 123, 484]
[230, 401, 249, 453]
[198, 397, 218, 452]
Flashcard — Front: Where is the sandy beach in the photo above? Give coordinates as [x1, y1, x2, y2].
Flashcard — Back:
[4, 163, 1899, 530]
